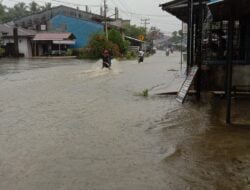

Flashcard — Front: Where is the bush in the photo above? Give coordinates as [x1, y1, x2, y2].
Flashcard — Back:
[108, 29, 129, 54]
[0, 48, 5, 57]
[125, 51, 137, 60]
[78, 33, 121, 59]
[66, 49, 73, 56]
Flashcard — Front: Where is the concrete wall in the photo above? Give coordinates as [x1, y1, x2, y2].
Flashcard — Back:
[233, 65, 250, 86]
[2, 37, 32, 58]
[201, 65, 250, 90]
[49, 15, 104, 48]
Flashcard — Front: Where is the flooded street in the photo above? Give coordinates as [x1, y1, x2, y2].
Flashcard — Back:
[0, 51, 250, 190]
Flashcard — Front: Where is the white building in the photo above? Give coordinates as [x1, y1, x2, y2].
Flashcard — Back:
[0, 24, 36, 58]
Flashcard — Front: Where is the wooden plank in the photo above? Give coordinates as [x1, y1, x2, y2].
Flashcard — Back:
[176, 66, 198, 103]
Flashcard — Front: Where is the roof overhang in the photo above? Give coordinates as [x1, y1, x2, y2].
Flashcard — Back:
[53, 40, 75, 45]
[33, 32, 75, 41]
[208, 0, 250, 21]
[160, 0, 208, 23]
[125, 36, 144, 43]
[160, 0, 250, 23]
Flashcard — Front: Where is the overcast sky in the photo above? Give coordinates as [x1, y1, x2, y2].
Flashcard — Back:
[3, 0, 181, 35]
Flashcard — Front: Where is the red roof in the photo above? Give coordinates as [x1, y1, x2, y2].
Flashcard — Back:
[33, 32, 74, 41]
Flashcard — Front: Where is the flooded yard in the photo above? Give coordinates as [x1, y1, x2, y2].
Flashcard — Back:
[0, 51, 249, 190]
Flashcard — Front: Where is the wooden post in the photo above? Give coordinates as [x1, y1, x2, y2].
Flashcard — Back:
[13, 28, 19, 57]
[187, 0, 194, 75]
[226, 11, 234, 124]
[196, 0, 203, 100]
[180, 22, 184, 71]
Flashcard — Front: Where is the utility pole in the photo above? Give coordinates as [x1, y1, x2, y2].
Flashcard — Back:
[104, 0, 108, 39]
[115, 7, 119, 20]
[85, 5, 89, 12]
[141, 18, 150, 32]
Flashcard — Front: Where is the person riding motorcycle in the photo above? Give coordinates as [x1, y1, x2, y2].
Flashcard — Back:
[102, 49, 112, 69]
[138, 49, 144, 63]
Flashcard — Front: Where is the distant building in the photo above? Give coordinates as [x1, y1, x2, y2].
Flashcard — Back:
[33, 32, 76, 56]
[125, 36, 145, 51]
[0, 24, 36, 58]
[1, 5, 130, 57]
[48, 15, 103, 48]
[12, 5, 127, 49]
[13, 5, 107, 30]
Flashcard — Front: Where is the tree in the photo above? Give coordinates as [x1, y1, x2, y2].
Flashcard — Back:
[124, 24, 146, 40]
[0, 3, 7, 22]
[79, 33, 121, 59]
[169, 30, 182, 44]
[29, 1, 41, 13]
[108, 29, 129, 54]
[8, 3, 28, 20]
[42, 3, 52, 11]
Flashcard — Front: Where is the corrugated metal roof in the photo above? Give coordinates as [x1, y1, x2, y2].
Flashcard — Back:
[33, 32, 74, 41]
[0, 24, 36, 37]
[125, 36, 144, 43]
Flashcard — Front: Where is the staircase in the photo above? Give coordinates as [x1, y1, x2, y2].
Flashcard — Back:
[176, 66, 199, 103]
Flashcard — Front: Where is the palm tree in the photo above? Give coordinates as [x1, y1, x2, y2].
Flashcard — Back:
[29, 1, 41, 13]
[42, 2, 52, 11]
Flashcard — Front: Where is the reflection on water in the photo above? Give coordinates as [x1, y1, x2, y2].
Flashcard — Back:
[149, 96, 250, 189]
[0, 53, 250, 190]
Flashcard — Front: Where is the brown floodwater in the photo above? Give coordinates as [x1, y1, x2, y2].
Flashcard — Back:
[0, 52, 249, 190]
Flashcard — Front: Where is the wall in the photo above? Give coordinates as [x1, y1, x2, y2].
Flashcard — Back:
[201, 65, 250, 90]
[2, 37, 32, 58]
[49, 15, 104, 48]
[233, 65, 250, 86]
[14, 6, 104, 30]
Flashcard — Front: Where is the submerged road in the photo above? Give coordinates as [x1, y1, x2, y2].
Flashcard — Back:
[0, 51, 250, 190]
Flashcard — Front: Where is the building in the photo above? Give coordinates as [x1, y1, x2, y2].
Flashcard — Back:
[160, 0, 250, 124]
[13, 5, 107, 30]
[33, 32, 76, 56]
[125, 36, 145, 51]
[48, 15, 103, 48]
[12, 5, 127, 49]
[0, 24, 36, 58]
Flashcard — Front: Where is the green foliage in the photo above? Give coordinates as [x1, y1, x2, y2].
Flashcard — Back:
[169, 30, 186, 45]
[124, 24, 146, 39]
[78, 33, 121, 59]
[66, 49, 73, 56]
[0, 2, 52, 22]
[29, 1, 41, 13]
[125, 51, 137, 60]
[0, 48, 5, 57]
[108, 29, 129, 54]
[135, 88, 149, 97]
[142, 89, 149, 97]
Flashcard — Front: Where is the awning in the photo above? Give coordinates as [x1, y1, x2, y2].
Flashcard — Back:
[53, 40, 75, 45]
[160, 0, 208, 23]
[33, 32, 75, 41]
[125, 36, 144, 43]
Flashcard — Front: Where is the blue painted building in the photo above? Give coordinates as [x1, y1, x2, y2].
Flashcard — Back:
[49, 15, 104, 48]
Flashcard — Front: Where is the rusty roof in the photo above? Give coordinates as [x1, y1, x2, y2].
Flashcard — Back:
[33, 32, 75, 41]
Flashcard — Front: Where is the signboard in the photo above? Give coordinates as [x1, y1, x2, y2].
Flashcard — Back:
[138, 35, 144, 41]
[41, 25, 46, 31]
[176, 66, 198, 103]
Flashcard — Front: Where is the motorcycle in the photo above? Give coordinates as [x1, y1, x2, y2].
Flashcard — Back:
[138, 56, 144, 63]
